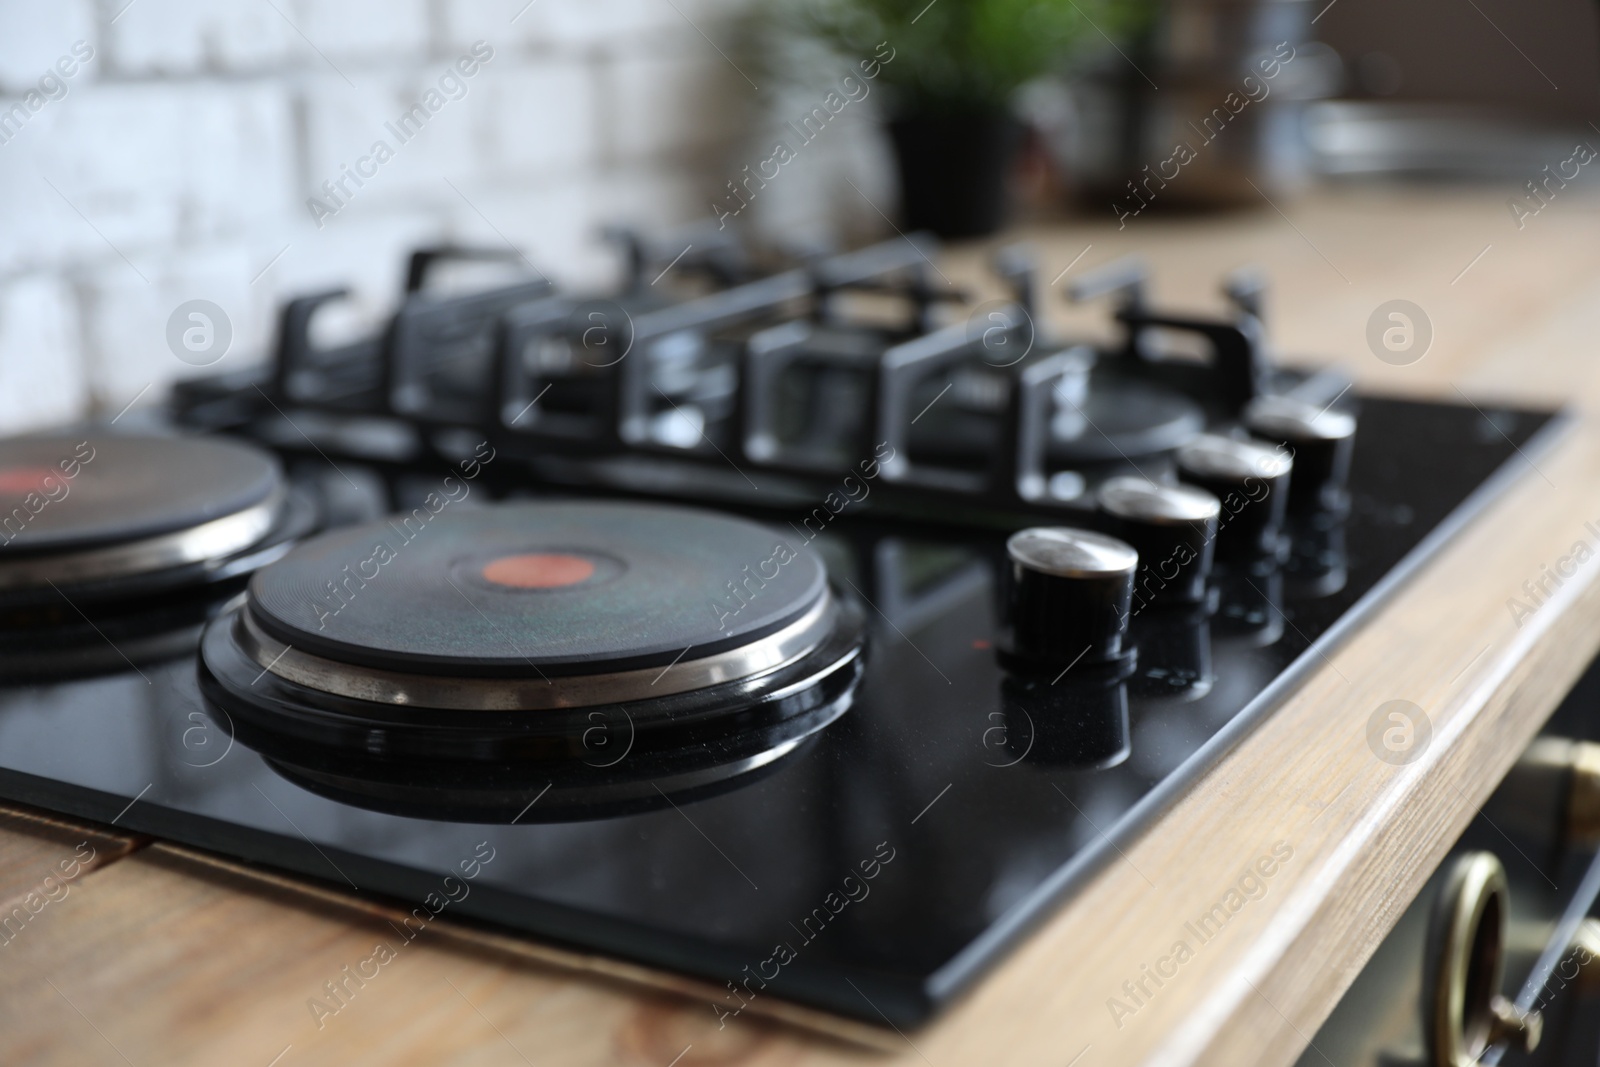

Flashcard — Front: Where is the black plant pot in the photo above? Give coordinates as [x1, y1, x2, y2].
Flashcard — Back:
[888, 106, 1024, 239]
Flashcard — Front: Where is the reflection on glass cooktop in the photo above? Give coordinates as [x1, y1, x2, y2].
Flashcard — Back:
[0, 397, 1562, 1028]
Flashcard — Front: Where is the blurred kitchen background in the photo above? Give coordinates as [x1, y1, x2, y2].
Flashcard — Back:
[1, 0, 1596, 436]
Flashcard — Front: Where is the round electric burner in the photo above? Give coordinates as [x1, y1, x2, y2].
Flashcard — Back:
[0, 432, 312, 610]
[199, 500, 867, 791]
[245, 501, 829, 677]
[0, 434, 279, 552]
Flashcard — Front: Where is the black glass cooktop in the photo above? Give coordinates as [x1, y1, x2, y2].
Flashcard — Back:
[0, 397, 1562, 1028]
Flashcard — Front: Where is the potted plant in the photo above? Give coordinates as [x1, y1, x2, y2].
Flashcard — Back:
[782, 0, 1149, 237]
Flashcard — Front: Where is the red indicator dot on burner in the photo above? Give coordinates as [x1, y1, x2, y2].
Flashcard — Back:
[482, 553, 596, 589]
[972, 639, 991, 650]
[0, 467, 57, 496]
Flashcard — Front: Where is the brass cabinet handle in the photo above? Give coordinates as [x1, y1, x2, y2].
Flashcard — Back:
[1423, 852, 1542, 1067]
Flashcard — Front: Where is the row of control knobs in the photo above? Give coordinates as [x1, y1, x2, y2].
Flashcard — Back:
[1005, 396, 1355, 670]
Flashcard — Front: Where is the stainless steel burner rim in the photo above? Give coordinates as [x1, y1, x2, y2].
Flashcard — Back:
[0, 487, 285, 591]
[237, 588, 838, 711]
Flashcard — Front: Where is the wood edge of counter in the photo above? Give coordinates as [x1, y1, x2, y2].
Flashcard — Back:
[137, 840, 906, 1055]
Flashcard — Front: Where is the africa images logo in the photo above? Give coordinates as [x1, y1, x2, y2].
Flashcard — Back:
[1366, 700, 1431, 766]
[1105, 841, 1294, 1029]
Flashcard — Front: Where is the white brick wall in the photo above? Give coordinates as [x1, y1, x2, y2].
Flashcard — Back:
[78, 243, 268, 408]
[105, 0, 295, 75]
[0, 0, 95, 90]
[604, 47, 748, 161]
[478, 62, 598, 177]
[0, 0, 771, 428]
[299, 0, 432, 64]
[0, 276, 86, 432]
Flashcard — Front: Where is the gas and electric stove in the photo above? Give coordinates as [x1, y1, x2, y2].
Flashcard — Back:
[0, 226, 1564, 1029]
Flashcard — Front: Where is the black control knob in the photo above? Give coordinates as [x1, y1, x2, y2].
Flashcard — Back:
[1242, 395, 1355, 517]
[1096, 476, 1220, 609]
[1175, 434, 1292, 564]
[1005, 527, 1138, 668]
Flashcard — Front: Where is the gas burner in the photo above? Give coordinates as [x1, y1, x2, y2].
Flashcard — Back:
[198, 502, 866, 816]
[0, 433, 313, 616]
[1048, 380, 1205, 463]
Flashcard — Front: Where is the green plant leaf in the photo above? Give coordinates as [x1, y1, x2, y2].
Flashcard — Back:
[773, 0, 1156, 107]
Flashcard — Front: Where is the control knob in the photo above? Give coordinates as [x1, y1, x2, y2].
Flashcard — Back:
[1004, 527, 1138, 669]
[1175, 434, 1292, 564]
[1096, 476, 1221, 608]
[1242, 394, 1355, 517]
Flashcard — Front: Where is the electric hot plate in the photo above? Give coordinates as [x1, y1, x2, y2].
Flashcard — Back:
[0, 432, 313, 677]
[199, 502, 866, 819]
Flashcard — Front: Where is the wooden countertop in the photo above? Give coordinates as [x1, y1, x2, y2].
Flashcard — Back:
[7, 186, 1600, 1066]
